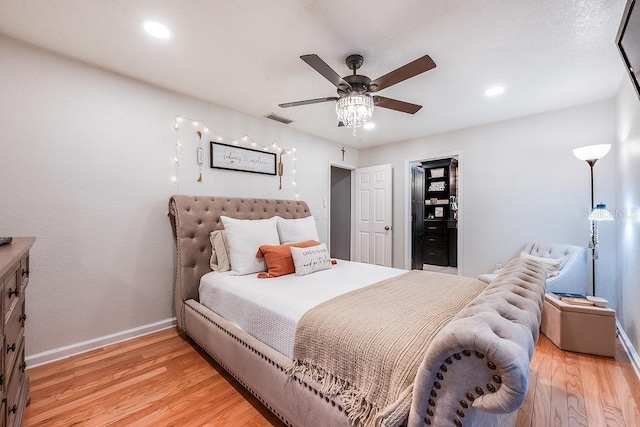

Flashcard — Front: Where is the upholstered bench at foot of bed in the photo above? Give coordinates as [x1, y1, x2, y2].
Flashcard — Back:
[409, 258, 546, 427]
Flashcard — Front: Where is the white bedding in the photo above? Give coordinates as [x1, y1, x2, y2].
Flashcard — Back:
[199, 260, 406, 358]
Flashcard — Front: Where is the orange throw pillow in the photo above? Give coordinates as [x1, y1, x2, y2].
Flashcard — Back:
[256, 240, 320, 278]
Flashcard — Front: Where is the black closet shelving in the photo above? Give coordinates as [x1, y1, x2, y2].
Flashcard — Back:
[422, 158, 458, 267]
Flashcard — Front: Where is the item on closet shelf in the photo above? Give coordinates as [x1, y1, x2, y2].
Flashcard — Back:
[425, 200, 431, 205]
[430, 168, 445, 178]
[428, 181, 445, 192]
[434, 207, 444, 218]
[430, 198, 437, 204]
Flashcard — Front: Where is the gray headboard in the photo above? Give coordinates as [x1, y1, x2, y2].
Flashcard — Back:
[168, 195, 311, 330]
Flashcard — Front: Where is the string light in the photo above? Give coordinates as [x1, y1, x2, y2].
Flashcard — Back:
[172, 114, 299, 195]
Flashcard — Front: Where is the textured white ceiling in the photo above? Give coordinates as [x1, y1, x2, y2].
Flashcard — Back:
[0, 0, 627, 148]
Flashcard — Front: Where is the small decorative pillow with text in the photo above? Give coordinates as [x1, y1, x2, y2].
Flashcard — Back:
[220, 216, 280, 275]
[209, 230, 231, 272]
[256, 240, 320, 278]
[290, 243, 332, 276]
[276, 216, 319, 244]
[519, 251, 561, 277]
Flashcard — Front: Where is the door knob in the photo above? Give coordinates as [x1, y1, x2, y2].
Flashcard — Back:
[385, 226, 390, 231]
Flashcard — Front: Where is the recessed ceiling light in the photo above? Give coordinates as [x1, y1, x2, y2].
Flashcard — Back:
[143, 21, 171, 39]
[363, 122, 376, 130]
[484, 86, 505, 97]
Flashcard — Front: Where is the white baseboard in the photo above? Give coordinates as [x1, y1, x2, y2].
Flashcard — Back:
[26, 317, 177, 368]
[617, 320, 640, 382]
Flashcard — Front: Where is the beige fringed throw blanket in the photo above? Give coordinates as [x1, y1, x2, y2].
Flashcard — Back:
[288, 271, 486, 427]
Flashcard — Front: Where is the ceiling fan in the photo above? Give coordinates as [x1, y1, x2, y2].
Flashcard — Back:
[279, 53, 436, 133]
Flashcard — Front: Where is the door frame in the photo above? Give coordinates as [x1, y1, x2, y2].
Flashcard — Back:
[403, 150, 464, 273]
[328, 161, 356, 260]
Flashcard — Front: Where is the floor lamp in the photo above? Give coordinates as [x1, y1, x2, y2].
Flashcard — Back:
[573, 144, 613, 296]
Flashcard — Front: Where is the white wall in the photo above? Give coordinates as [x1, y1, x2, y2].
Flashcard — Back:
[359, 100, 617, 303]
[0, 35, 357, 360]
[615, 76, 640, 356]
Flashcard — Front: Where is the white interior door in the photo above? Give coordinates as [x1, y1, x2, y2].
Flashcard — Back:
[354, 164, 393, 266]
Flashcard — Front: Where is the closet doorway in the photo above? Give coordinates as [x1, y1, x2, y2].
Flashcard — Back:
[408, 154, 460, 275]
[329, 165, 353, 260]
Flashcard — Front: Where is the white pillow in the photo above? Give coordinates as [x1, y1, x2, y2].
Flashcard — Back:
[290, 243, 332, 276]
[276, 216, 319, 244]
[519, 251, 561, 277]
[220, 216, 280, 275]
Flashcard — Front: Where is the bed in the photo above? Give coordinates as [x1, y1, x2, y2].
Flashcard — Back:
[169, 195, 547, 427]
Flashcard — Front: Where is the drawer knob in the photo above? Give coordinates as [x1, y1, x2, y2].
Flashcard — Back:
[0, 374, 3, 386]
[21, 269, 30, 277]
[8, 404, 17, 414]
[8, 288, 19, 298]
[20, 362, 26, 373]
[6, 343, 15, 353]
[19, 314, 27, 323]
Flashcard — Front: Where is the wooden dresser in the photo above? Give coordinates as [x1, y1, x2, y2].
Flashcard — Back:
[0, 237, 34, 427]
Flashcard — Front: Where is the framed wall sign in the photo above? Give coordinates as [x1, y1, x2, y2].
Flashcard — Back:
[210, 142, 277, 175]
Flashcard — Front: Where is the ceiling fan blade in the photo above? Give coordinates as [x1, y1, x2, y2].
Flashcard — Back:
[300, 54, 351, 89]
[373, 96, 422, 114]
[279, 97, 338, 108]
[369, 55, 436, 92]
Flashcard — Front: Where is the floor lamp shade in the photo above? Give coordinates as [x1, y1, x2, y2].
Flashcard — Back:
[573, 144, 611, 162]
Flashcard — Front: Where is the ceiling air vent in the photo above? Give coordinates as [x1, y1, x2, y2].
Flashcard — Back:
[265, 113, 293, 125]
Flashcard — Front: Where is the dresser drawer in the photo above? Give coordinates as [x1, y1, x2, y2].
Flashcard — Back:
[2, 270, 21, 324]
[5, 342, 25, 427]
[4, 300, 24, 375]
[19, 255, 29, 292]
[424, 221, 446, 233]
[423, 246, 448, 266]
[424, 233, 446, 247]
[1, 264, 20, 328]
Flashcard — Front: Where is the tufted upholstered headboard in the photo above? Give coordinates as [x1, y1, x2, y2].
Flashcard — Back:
[168, 195, 311, 330]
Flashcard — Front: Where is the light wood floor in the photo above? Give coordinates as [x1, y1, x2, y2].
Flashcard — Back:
[24, 328, 640, 426]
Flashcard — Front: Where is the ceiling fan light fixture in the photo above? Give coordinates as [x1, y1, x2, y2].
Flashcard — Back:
[336, 93, 374, 134]
[363, 122, 376, 130]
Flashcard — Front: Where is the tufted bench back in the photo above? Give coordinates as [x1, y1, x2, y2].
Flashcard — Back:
[168, 195, 311, 330]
